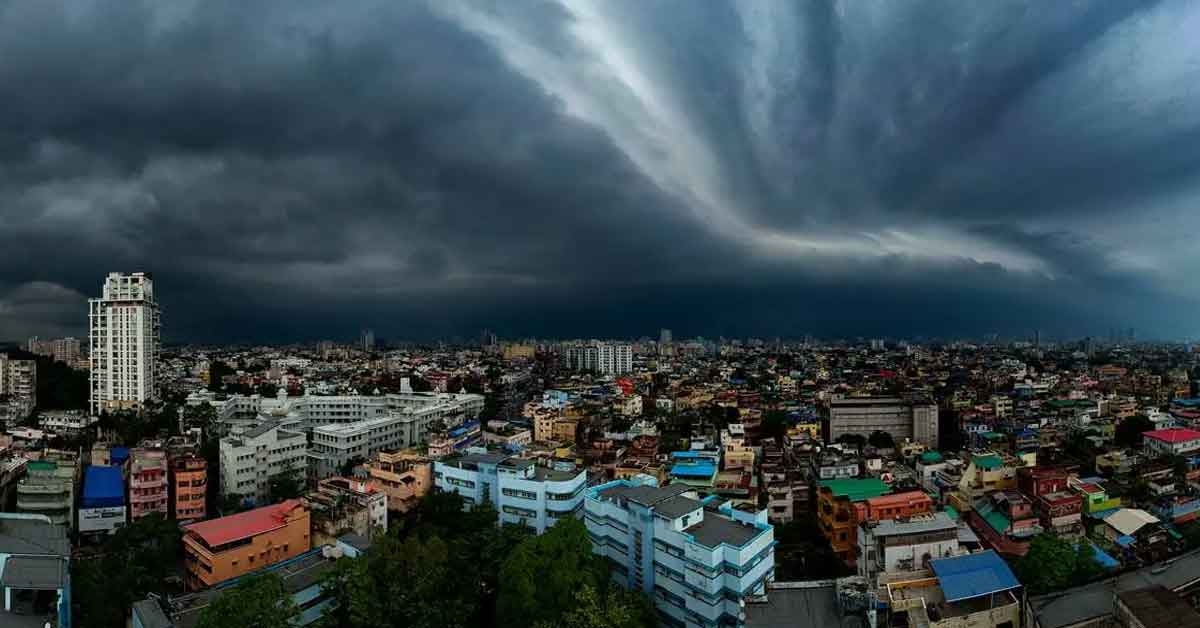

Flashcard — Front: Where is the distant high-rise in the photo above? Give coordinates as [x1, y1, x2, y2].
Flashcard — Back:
[361, 328, 375, 352]
[659, 328, 672, 345]
[89, 272, 160, 415]
[564, 341, 632, 375]
[27, 336, 82, 364]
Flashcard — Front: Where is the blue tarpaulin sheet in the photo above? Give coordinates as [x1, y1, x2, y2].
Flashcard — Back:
[81, 465, 125, 509]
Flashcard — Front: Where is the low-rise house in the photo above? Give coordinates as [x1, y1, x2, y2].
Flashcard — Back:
[172, 453, 208, 522]
[17, 450, 78, 530]
[363, 450, 431, 513]
[130, 447, 169, 520]
[857, 512, 964, 582]
[303, 477, 387, 547]
[0, 513, 71, 628]
[879, 550, 1021, 628]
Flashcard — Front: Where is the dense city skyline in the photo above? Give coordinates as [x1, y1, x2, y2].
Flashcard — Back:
[4, 1, 1200, 342]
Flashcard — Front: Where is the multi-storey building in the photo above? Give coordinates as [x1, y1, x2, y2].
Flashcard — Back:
[584, 477, 775, 628]
[80, 465, 127, 536]
[857, 512, 963, 581]
[219, 420, 308, 507]
[1143, 428, 1200, 458]
[309, 415, 423, 479]
[824, 396, 939, 447]
[364, 450, 432, 513]
[172, 453, 208, 522]
[129, 448, 169, 520]
[26, 336, 82, 365]
[563, 342, 633, 375]
[434, 451, 587, 533]
[303, 477, 387, 546]
[89, 272, 160, 415]
[182, 500, 310, 590]
[17, 450, 78, 529]
[0, 354, 37, 403]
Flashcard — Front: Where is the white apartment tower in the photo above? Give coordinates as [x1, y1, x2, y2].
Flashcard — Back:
[89, 272, 160, 415]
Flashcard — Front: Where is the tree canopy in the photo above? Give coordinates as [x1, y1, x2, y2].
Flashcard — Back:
[72, 513, 183, 628]
[1115, 414, 1155, 449]
[1015, 534, 1104, 594]
[196, 573, 298, 628]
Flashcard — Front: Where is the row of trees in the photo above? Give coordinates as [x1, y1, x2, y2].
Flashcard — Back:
[196, 491, 655, 628]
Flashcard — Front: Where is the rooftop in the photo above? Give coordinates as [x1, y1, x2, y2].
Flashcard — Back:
[184, 499, 304, 548]
[868, 512, 957, 537]
[1144, 428, 1200, 444]
[819, 478, 889, 502]
[1116, 586, 1200, 628]
[929, 550, 1020, 602]
[595, 482, 691, 509]
[685, 512, 764, 548]
[1028, 549, 1200, 628]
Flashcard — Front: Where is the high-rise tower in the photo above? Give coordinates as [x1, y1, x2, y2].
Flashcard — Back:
[89, 272, 160, 415]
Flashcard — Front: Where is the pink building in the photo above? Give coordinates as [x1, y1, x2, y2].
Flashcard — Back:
[130, 448, 169, 519]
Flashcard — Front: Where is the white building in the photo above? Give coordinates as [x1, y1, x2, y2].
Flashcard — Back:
[309, 415, 428, 479]
[1142, 428, 1200, 458]
[219, 420, 308, 506]
[89, 272, 160, 415]
[584, 476, 775, 628]
[39, 411, 98, 437]
[621, 394, 643, 417]
[434, 451, 587, 533]
[857, 512, 964, 582]
[826, 396, 939, 447]
[564, 342, 633, 375]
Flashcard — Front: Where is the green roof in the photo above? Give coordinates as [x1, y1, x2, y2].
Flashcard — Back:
[983, 432, 1006, 440]
[819, 478, 889, 502]
[984, 510, 1011, 534]
[920, 451, 943, 463]
[972, 454, 1003, 470]
[26, 461, 55, 471]
[943, 505, 959, 520]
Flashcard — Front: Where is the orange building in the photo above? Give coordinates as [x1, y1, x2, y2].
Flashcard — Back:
[172, 453, 208, 521]
[182, 499, 310, 590]
[819, 480, 933, 566]
[365, 450, 431, 513]
[818, 479, 890, 564]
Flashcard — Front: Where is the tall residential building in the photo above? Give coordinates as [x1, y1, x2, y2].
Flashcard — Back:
[0, 354, 37, 403]
[824, 396, 939, 447]
[434, 451, 587, 533]
[564, 341, 633, 375]
[360, 328, 375, 352]
[89, 272, 160, 415]
[584, 477, 775, 628]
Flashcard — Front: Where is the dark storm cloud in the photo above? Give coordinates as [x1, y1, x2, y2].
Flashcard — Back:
[1, 0, 1197, 342]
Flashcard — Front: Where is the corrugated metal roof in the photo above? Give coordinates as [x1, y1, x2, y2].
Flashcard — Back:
[930, 550, 1020, 602]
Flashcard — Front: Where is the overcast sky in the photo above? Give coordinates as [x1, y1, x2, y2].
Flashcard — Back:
[2, 0, 1199, 343]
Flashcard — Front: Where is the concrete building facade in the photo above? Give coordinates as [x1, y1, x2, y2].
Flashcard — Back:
[825, 396, 939, 447]
[434, 451, 587, 533]
[89, 272, 160, 415]
[584, 476, 775, 628]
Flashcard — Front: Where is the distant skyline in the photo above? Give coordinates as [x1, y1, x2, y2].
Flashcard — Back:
[3, 1, 1200, 342]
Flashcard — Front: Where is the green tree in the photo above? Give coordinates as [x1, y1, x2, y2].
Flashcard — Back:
[534, 584, 655, 628]
[72, 513, 183, 628]
[868, 430, 896, 450]
[1115, 415, 1155, 449]
[496, 518, 607, 628]
[1016, 534, 1075, 594]
[343, 534, 471, 628]
[269, 462, 306, 501]
[761, 410, 789, 444]
[1071, 542, 1104, 587]
[197, 573, 298, 628]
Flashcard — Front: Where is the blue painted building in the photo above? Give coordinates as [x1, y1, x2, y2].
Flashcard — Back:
[584, 475, 775, 628]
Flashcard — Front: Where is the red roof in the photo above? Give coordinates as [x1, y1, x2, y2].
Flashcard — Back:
[1143, 428, 1200, 444]
[185, 499, 303, 547]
